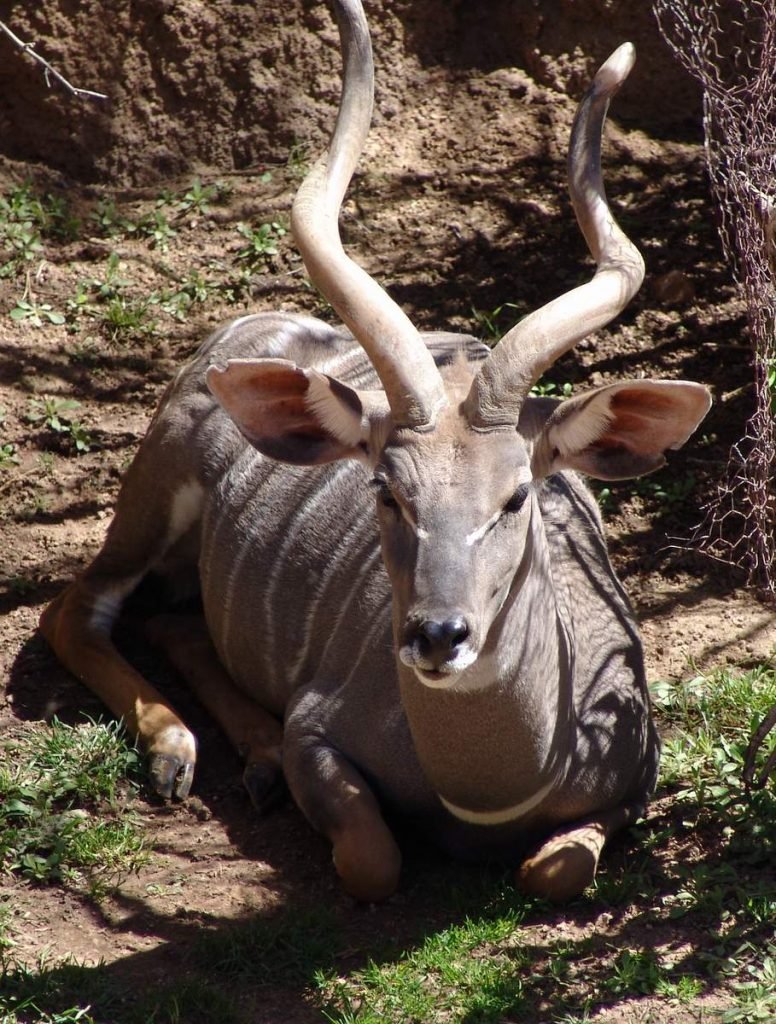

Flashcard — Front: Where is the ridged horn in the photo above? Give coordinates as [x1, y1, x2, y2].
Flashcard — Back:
[464, 43, 646, 429]
[291, 0, 447, 429]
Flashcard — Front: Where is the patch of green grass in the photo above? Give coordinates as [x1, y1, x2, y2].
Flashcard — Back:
[0, 718, 147, 896]
[0, 948, 244, 1024]
[0, 951, 108, 1024]
[318, 895, 528, 1024]
[4, 666, 774, 1024]
[602, 947, 664, 997]
[193, 904, 340, 986]
[723, 945, 776, 1023]
[0, 1001, 97, 1024]
[98, 295, 154, 343]
[653, 662, 776, 806]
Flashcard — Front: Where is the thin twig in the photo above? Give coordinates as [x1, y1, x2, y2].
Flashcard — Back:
[0, 466, 43, 498]
[0, 19, 107, 101]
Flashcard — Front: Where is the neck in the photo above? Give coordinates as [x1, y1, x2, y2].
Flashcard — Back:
[397, 514, 574, 822]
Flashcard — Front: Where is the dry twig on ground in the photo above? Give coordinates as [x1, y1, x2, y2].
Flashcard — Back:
[0, 18, 107, 101]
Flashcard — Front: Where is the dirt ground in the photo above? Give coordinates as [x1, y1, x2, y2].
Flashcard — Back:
[0, 1, 774, 1021]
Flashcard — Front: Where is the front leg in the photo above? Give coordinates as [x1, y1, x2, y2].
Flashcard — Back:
[517, 803, 636, 902]
[284, 709, 401, 902]
[40, 579, 197, 799]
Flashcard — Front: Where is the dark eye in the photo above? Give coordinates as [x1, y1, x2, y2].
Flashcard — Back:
[503, 484, 530, 515]
[371, 477, 399, 510]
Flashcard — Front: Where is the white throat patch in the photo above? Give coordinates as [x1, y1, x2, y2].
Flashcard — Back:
[438, 771, 559, 826]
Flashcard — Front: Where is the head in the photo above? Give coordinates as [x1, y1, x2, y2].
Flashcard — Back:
[206, 0, 711, 688]
[207, 355, 709, 691]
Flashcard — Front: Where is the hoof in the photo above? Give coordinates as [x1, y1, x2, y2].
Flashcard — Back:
[243, 760, 287, 815]
[148, 752, 195, 800]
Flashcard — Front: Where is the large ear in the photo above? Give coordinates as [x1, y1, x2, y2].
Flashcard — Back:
[206, 358, 391, 465]
[534, 379, 712, 480]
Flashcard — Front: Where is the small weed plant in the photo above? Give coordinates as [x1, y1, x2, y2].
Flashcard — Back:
[596, 468, 697, 513]
[0, 442, 20, 469]
[67, 254, 156, 344]
[0, 183, 79, 277]
[26, 397, 92, 453]
[98, 295, 154, 343]
[235, 220, 287, 269]
[153, 270, 212, 320]
[173, 177, 231, 217]
[121, 206, 177, 251]
[286, 140, 311, 181]
[10, 299, 65, 328]
[470, 302, 526, 344]
[89, 197, 127, 238]
[652, 662, 776, 802]
[530, 378, 574, 399]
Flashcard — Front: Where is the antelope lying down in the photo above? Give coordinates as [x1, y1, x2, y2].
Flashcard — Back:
[41, 0, 711, 902]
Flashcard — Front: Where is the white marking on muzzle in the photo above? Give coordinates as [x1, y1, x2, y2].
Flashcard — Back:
[400, 643, 479, 687]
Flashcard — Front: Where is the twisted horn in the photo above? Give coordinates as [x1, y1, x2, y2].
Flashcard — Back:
[465, 43, 645, 429]
[291, 0, 447, 429]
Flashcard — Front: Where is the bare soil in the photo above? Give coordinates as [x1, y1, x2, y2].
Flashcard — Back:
[0, 1, 774, 1022]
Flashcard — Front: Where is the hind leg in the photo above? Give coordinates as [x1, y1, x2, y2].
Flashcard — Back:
[145, 613, 285, 812]
[39, 426, 206, 799]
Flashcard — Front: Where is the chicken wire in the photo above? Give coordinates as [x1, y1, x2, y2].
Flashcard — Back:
[654, 0, 776, 598]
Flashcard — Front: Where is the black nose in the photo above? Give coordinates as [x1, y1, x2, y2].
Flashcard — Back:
[416, 616, 470, 665]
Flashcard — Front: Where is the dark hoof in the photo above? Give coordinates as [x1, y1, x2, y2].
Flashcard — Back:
[243, 760, 287, 815]
[149, 753, 195, 800]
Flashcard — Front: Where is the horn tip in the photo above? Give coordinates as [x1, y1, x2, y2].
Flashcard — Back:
[594, 43, 636, 95]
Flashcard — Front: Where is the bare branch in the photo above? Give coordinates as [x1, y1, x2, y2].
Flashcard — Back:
[0, 18, 108, 101]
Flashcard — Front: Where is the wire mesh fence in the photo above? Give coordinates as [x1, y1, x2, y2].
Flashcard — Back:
[654, 0, 776, 599]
